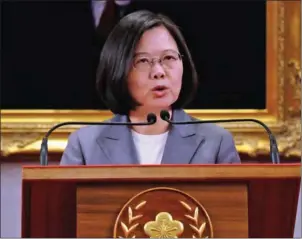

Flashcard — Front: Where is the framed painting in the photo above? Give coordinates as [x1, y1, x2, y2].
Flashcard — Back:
[1, 1, 300, 158]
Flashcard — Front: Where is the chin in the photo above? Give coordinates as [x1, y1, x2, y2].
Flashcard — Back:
[148, 100, 176, 109]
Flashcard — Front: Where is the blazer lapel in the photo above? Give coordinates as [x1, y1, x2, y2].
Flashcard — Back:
[96, 109, 204, 165]
[161, 109, 205, 164]
[96, 114, 139, 165]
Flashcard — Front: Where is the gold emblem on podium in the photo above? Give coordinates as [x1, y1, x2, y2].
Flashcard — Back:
[113, 187, 213, 238]
[144, 212, 184, 237]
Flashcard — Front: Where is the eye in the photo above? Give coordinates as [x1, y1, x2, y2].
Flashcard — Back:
[163, 54, 178, 61]
[135, 58, 150, 64]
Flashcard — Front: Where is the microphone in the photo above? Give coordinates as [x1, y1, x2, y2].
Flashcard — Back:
[39, 113, 157, 166]
[160, 110, 280, 164]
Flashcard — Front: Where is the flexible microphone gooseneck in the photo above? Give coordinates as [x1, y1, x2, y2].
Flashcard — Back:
[160, 110, 280, 164]
[39, 113, 157, 166]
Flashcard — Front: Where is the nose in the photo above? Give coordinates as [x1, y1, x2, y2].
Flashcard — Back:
[150, 63, 166, 80]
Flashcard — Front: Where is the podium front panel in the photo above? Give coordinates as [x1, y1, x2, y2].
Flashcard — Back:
[76, 182, 248, 238]
[22, 164, 300, 238]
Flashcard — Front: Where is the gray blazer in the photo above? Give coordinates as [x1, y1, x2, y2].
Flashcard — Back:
[60, 109, 241, 165]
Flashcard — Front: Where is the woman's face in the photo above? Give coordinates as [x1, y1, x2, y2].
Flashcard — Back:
[127, 26, 183, 112]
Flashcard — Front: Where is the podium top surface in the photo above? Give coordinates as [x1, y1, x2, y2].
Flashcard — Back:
[22, 164, 301, 181]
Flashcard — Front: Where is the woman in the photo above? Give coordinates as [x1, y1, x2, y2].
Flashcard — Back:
[60, 10, 241, 165]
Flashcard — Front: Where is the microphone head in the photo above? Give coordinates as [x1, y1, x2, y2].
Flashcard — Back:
[146, 113, 157, 124]
[160, 110, 170, 121]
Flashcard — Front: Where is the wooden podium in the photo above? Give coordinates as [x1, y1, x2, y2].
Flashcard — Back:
[22, 164, 300, 238]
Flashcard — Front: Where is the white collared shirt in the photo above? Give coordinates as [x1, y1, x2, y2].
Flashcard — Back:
[131, 130, 169, 164]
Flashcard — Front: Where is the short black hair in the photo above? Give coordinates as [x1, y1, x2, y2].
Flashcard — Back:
[96, 10, 198, 115]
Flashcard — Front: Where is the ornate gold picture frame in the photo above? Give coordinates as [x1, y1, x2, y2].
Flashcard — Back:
[1, 1, 300, 158]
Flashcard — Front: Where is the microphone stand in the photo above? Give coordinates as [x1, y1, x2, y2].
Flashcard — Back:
[160, 110, 280, 164]
[40, 113, 157, 166]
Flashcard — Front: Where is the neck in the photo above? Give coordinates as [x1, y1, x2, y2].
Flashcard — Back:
[129, 107, 172, 135]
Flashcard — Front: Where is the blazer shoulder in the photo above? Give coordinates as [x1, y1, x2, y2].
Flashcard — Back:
[73, 124, 109, 139]
[68, 114, 118, 140]
[60, 124, 110, 165]
[173, 109, 234, 140]
[193, 120, 233, 138]
[191, 120, 240, 164]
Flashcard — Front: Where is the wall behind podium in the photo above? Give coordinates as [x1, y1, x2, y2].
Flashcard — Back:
[1, 0, 300, 162]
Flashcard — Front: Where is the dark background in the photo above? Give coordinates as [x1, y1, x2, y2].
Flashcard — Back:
[1, 0, 266, 110]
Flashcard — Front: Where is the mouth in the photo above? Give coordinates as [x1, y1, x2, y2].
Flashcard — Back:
[152, 85, 168, 91]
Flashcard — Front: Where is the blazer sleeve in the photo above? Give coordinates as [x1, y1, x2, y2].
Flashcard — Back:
[60, 131, 85, 165]
[216, 131, 241, 164]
